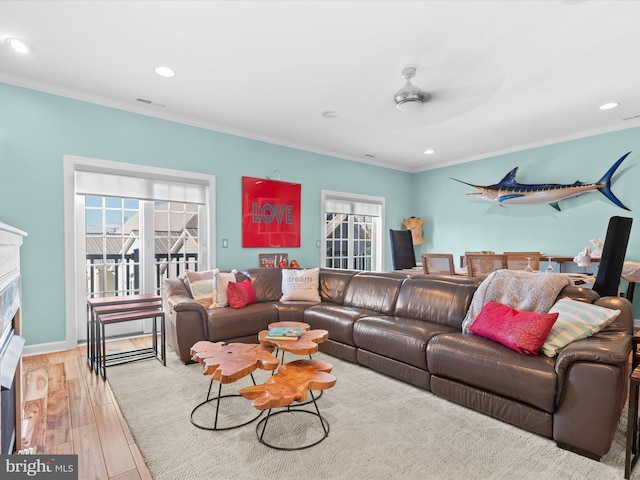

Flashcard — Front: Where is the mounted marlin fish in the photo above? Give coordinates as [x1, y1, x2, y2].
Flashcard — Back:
[451, 152, 632, 211]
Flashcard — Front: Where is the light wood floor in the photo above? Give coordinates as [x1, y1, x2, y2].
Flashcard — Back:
[21, 337, 153, 480]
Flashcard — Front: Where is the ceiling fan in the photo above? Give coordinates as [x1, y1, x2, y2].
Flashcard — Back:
[394, 67, 430, 111]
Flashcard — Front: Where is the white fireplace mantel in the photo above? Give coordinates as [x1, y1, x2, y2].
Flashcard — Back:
[0, 221, 27, 291]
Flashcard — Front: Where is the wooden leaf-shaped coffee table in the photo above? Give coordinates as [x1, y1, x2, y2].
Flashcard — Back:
[191, 341, 279, 383]
[239, 359, 337, 450]
[189, 341, 279, 431]
[258, 328, 329, 357]
[259, 323, 330, 404]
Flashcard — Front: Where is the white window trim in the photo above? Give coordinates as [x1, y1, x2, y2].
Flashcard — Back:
[62, 155, 216, 351]
[320, 190, 385, 271]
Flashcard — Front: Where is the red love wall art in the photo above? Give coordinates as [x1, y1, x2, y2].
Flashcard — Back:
[241, 176, 301, 248]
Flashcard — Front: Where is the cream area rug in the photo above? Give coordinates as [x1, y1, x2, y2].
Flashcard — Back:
[108, 349, 635, 480]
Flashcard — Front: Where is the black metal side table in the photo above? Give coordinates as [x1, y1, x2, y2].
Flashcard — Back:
[626, 365, 640, 478]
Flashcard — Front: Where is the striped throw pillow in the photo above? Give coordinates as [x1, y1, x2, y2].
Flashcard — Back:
[540, 297, 620, 357]
[184, 269, 217, 309]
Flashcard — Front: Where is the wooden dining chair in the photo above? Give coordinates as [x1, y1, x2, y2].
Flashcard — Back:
[465, 253, 507, 277]
[460, 251, 494, 268]
[421, 253, 455, 274]
[504, 252, 541, 271]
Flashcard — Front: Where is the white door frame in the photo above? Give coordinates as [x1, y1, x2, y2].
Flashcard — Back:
[62, 155, 216, 351]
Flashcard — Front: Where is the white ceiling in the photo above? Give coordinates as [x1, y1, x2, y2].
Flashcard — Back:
[1, 0, 639, 173]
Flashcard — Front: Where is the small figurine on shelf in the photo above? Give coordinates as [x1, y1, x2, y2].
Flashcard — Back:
[289, 259, 301, 268]
[278, 259, 289, 268]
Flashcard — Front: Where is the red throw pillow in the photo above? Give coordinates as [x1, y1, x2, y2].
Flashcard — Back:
[469, 301, 559, 355]
[227, 279, 257, 309]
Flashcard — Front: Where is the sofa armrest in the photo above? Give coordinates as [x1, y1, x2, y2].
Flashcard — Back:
[555, 332, 631, 372]
[168, 294, 205, 313]
[554, 294, 633, 394]
[550, 294, 633, 457]
[165, 294, 209, 363]
[554, 331, 631, 403]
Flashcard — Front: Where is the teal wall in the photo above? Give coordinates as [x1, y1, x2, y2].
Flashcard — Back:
[411, 126, 640, 317]
[411, 127, 639, 260]
[1, 81, 638, 348]
[0, 82, 411, 346]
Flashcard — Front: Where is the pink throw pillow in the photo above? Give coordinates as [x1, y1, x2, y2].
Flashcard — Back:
[227, 279, 257, 309]
[470, 301, 559, 355]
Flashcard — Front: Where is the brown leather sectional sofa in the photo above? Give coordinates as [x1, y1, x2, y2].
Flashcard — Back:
[164, 267, 633, 460]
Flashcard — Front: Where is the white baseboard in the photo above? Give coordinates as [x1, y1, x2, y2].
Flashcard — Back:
[23, 340, 71, 357]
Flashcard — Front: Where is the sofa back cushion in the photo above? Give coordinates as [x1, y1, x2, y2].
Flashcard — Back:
[342, 273, 405, 315]
[242, 268, 283, 302]
[319, 268, 359, 304]
[164, 277, 191, 299]
[394, 276, 481, 330]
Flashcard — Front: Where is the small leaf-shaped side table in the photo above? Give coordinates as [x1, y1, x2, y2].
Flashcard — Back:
[239, 359, 337, 450]
[189, 341, 279, 431]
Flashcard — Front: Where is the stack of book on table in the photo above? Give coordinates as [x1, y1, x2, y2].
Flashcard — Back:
[265, 327, 303, 341]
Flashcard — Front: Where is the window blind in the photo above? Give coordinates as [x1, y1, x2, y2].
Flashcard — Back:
[324, 197, 382, 217]
[75, 170, 208, 204]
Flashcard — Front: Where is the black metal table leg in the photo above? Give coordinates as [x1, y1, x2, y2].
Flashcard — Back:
[626, 368, 640, 478]
[254, 390, 330, 450]
[191, 374, 262, 431]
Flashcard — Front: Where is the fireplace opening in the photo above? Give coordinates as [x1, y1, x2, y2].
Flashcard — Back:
[1, 376, 16, 453]
[0, 275, 24, 454]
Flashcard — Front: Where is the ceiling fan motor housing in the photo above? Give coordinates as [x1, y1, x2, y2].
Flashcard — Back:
[394, 67, 430, 111]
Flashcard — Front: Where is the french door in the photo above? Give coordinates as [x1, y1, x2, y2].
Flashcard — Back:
[64, 155, 215, 350]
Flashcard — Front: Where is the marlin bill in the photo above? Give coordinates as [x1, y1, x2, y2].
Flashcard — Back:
[451, 152, 632, 211]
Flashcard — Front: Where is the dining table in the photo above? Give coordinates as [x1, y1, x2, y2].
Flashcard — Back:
[623, 261, 640, 303]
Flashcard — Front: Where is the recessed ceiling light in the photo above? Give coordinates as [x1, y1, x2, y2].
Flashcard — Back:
[423, 149, 435, 155]
[6, 38, 30, 54]
[321, 110, 338, 118]
[155, 65, 176, 78]
[599, 102, 620, 110]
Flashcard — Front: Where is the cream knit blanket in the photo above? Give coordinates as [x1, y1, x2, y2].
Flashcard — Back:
[462, 269, 571, 333]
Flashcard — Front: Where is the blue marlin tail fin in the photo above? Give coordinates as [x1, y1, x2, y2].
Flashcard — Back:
[597, 152, 631, 210]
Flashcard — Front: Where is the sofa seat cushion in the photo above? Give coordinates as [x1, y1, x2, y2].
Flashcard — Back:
[427, 332, 557, 412]
[354, 316, 457, 370]
[206, 302, 278, 341]
[303, 303, 373, 346]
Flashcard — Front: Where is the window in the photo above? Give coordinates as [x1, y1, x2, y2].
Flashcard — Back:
[321, 190, 384, 271]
